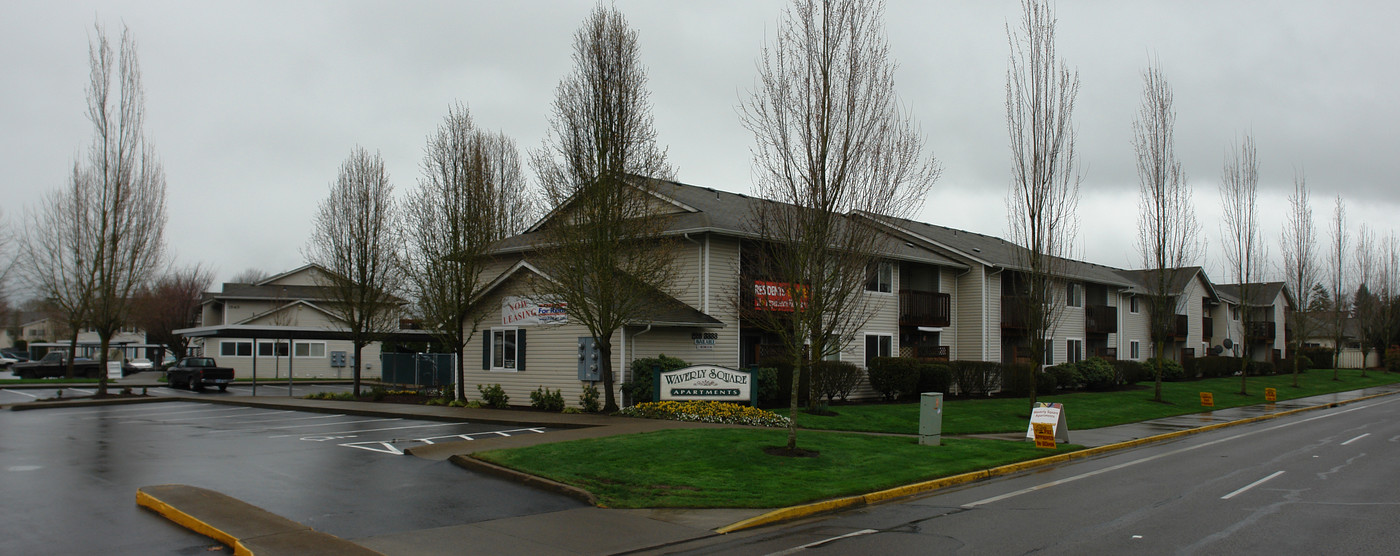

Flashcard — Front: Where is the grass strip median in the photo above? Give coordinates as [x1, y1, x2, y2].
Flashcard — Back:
[780, 369, 1400, 435]
[474, 428, 1079, 509]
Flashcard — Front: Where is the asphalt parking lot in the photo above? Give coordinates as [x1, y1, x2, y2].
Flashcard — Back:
[0, 378, 360, 405]
[0, 401, 580, 554]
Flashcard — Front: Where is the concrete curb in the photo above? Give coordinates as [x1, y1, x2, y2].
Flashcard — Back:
[136, 484, 381, 556]
[450, 454, 600, 506]
[7, 395, 169, 411]
[713, 389, 1399, 534]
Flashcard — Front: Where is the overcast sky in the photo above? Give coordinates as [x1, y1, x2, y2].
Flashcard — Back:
[4, 1, 1398, 290]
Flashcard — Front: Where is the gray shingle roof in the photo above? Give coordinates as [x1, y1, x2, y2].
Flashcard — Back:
[1215, 282, 1290, 308]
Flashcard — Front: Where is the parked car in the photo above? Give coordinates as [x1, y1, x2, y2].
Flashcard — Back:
[10, 352, 103, 379]
[1, 348, 29, 363]
[166, 357, 236, 392]
[0, 354, 19, 368]
[122, 358, 155, 375]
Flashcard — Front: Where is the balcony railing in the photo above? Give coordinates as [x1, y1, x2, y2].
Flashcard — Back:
[1247, 321, 1276, 340]
[1086, 305, 1117, 334]
[899, 290, 951, 328]
[1166, 314, 1189, 338]
[1001, 296, 1028, 329]
[900, 344, 950, 360]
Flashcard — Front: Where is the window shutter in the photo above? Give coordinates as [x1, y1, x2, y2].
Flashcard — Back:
[482, 332, 492, 370]
[517, 329, 526, 371]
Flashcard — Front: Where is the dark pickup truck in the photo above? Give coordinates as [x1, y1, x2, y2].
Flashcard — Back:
[166, 357, 236, 392]
[10, 352, 104, 379]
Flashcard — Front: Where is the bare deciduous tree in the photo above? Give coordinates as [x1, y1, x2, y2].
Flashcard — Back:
[19, 176, 95, 378]
[73, 23, 169, 395]
[229, 268, 270, 284]
[1219, 134, 1263, 395]
[1379, 233, 1400, 369]
[1005, 0, 1080, 408]
[1327, 196, 1349, 377]
[530, 3, 674, 412]
[307, 147, 402, 396]
[130, 264, 214, 361]
[1354, 224, 1378, 376]
[1279, 171, 1318, 386]
[740, 0, 940, 452]
[1133, 60, 1198, 403]
[402, 103, 533, 401]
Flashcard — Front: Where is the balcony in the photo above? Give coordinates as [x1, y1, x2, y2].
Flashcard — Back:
[1165, 314, 1189, 339]
[1202, 317, 1214, 342]
[1001, 296, 1029, 329]
[1086, 305, 1117, 334]
[1247, 321, 1276, 341]
[899, 290, 951, 328]
[900, 344, 950, 361]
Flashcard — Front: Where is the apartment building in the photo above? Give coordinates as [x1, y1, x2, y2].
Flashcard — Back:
[458, 178, 1294, 406]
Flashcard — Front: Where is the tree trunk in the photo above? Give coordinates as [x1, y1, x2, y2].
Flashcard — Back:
[97, 334, 110, 396]
[65, 332, 80, 380]
[787, 349, 802, 452]
[1153, 340, 1165, 402]
[455, 343, 466, 401]
[352, 343, 364, 397]
[598, 339, 618, 413]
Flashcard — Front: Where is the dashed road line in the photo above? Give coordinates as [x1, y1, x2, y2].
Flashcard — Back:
[1340, 433, 1370, 446]
[1221, 471, 1285, 500]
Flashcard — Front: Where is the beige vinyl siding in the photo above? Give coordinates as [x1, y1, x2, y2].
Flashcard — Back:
[670, 239, 703, 309]
[208, 339, 377, 380]
[242, 305, 338, 327]
[987, 271, 1003, 361]
[1181, 277, 1206, 359]
[955, 265, 986, 361]
[707, 236, 743, 365]
[460, 276, 610, 408]
[940, 267, 959, 358]
[626, 327, 733, 370]
[1053, 281, 1086, 363]
[266, 266, 323, 287]
[1118, 292, 1151, 360]
[480, 254, 525, 286]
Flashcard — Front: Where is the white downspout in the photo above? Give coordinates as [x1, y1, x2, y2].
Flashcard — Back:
[629, 324, 654, 375]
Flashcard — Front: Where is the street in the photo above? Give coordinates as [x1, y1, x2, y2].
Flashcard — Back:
[0, 401, 580, 554]
[657, 396, 1400, 555]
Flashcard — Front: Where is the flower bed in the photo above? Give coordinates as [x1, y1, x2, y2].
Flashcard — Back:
[618, 400, 791, 428]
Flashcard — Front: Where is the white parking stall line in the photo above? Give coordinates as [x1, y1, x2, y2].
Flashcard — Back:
[1340, 433, 1370, 446]
[1, 389, 42, 399]
[249, 418, 404, 436]
[279, 421, 464, 438]
[1221, 471, 1285, 500]
[67, 388, 95, 394]
[96, 406, 254, 420]
[126, 410, 292, 424]
[338, 427, 548, 455]
[221, 413, 349, 426]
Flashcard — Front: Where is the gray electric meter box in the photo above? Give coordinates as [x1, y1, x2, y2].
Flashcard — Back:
[920, 392, 944, 446]
[576, 337, 601, 381]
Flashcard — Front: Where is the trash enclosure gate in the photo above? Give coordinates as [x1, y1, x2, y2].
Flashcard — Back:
[379, 353, 455, 390]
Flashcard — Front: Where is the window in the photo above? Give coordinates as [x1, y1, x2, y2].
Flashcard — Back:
[1129, 296, 1140, 314]
[865, 262, 894, 293]
[864, 334, 893, 367]
[1231, 306, 1240, 320]
[485, 328, 526, 371]
[294, 342, 326, 357]
[1130, 341, 1140, 360]
[220, 341, 252, 357]
[257, 341, 289, 357]
[1066, 283, 1082, 308]
[1067, 339, 1083, 364]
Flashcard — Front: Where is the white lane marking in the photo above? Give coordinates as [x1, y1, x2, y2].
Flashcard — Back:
[1221, 471, 1285, 500]
[338, 427, 549, 454]
[1341, 433, 1370, 446]
[125, 410, 291, 424]
[963, 398, 1399, 508]
[766, 529, 879, 555]
[221, 413, 347, 425]
[222, 417, 400, 435]
[341, 441, 403, 455]
[110, 406, 255, 419]
[1, 389, 41, 399]
[273, 421, 463, 437]
[67, 388, 95, 394]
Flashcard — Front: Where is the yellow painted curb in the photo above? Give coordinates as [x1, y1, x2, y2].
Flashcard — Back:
[715, 389, 1398, 534]
[136, 489, 251, 555]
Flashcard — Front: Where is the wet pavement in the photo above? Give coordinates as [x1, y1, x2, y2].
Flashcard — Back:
[0, 401, 582, 555]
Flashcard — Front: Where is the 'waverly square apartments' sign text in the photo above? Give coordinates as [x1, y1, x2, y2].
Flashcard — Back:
[653, 365, 757, 405]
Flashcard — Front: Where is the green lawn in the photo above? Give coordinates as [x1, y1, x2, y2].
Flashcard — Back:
[781, 369, 1400, 435]
[474, 428, 1079, 508]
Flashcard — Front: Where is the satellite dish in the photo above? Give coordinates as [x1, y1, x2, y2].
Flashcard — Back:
[1222, 338, 1234, 349]
[1209, 345, 1223, 356]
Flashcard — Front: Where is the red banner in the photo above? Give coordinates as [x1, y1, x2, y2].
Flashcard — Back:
[753, 280, 807, 312]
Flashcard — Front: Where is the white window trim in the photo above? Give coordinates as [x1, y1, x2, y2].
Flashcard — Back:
[1129, 296, 1140, 314]
[1066, 338, 1084, 364]
[490, 327, 521, 372]
[1067, 283, 1083, 308]
[220, 340, 252, 357]
[1130, 340, 1141, 360]
[293, 341, 327, 358]
[865, 262, 895, 295]
[864, 333, 894, 367]
[257, 340, 290, 358]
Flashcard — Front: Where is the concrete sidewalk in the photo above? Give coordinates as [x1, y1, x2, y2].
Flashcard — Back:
[110, 382, 1400, 555]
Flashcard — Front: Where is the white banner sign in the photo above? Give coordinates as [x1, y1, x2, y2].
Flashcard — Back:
[503, 295, 567, 326]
